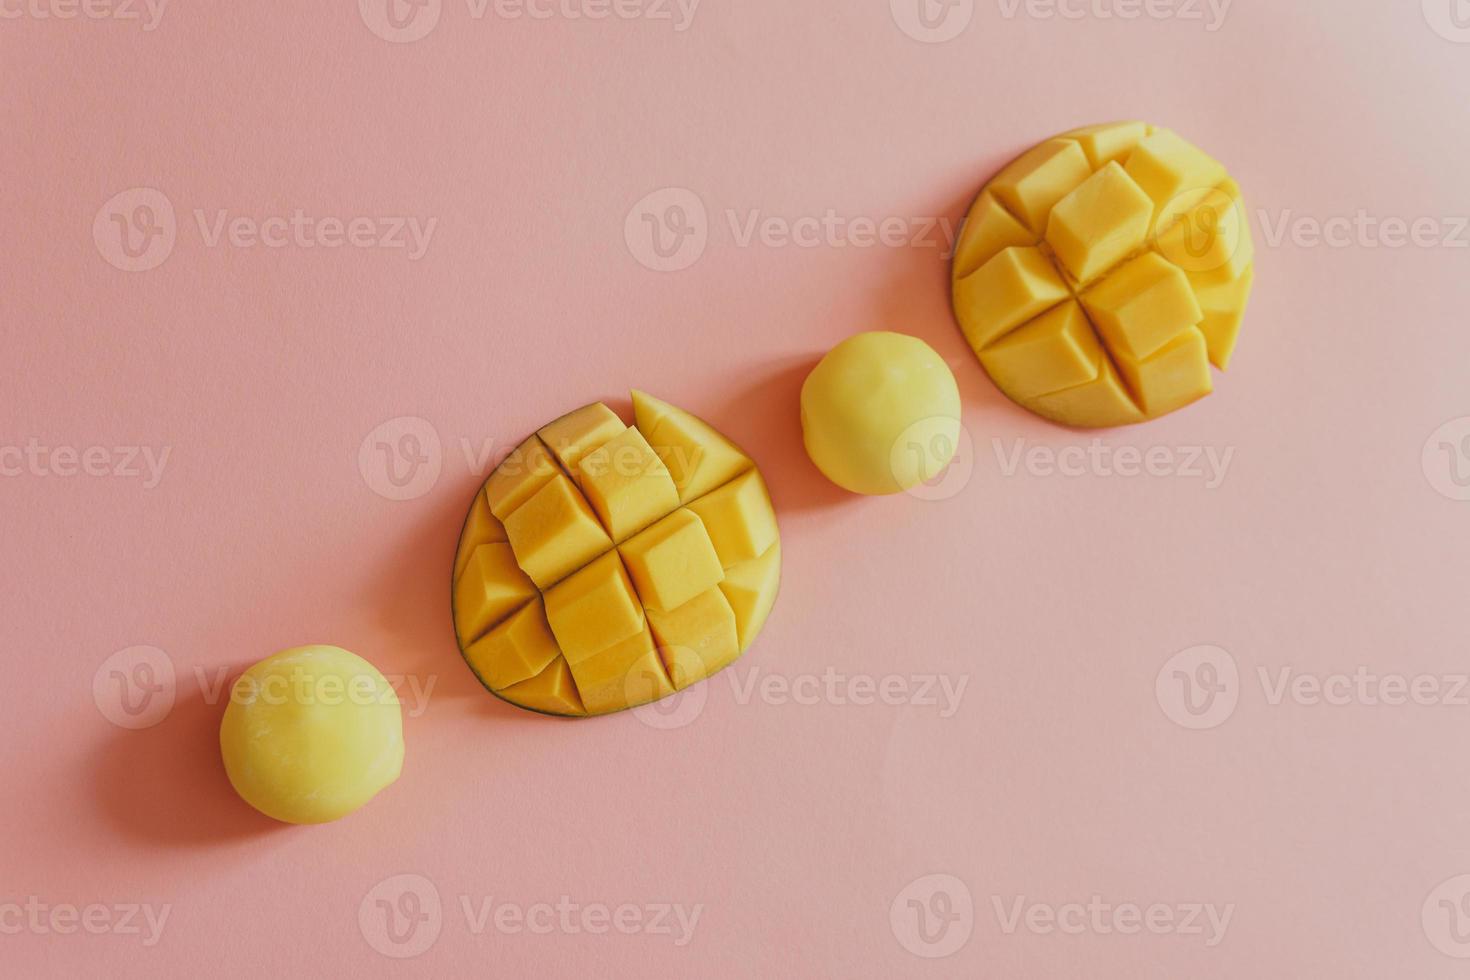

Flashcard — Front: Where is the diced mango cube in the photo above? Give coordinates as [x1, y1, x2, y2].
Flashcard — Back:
[1113, 326, 1213, 416]
[720, 541, 781, 652]
[683, 469, 778, 569]
[576, 426, 681, 542]
[979, 301, 1102, 401]
[464, 598, 561, 691]
[989, 138, 1093, 234]
[1191, 266, 1254, 370]
[1045, 162, 1154, 284]
[453, 542, 537, 644]
[1154, 184, 1252, 285]
[1029, 352, 1146, 429]
[503, 473, 612, 589]
[568, 626, 675, 715]
[1081, 252, 1202, 360]
[631, 390, 751, 503]
[648, 588, 740, 690]
[539, 403, 626, 474]
[454, 489, 508, 582]
[543, 552, 644, 664]
[952, 192, 1036, 281]
[483, 436, 559, 520]
[614, 505, 723, 614]
[1124, 129, 1228, 227]
[1062, 121, 1149, 170]
[619, 509, 725, 613]
[953, 246, 1070, 351]
[500, 657, 585, 717]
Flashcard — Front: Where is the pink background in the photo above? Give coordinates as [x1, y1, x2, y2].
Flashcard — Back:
[4, 1, 1470, 976]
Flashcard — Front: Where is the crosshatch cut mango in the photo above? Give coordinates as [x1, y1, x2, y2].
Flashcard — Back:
[951, 122, 1255, 428]
[452, 393, 781, 717]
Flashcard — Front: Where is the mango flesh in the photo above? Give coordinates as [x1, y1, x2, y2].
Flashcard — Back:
[453, 395, 781, 718]
[800, 332, 961, 496]
[951, 122, 1255, 428]
[218, 646, 404, 825]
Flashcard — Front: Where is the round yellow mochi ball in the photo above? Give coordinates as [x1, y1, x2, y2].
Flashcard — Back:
[220, 646, 404, 825]
[801, 332, 962, 496]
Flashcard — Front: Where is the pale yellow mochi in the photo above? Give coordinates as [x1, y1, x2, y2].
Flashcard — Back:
[220, 646, 403, 824]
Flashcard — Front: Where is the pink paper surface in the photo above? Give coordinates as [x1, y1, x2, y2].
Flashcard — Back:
[4, 2, 1470, 976]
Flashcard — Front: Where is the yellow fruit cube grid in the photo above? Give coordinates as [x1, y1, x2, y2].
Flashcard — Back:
[451, 396, 780, 718]
[950, 123, 1255, 428]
